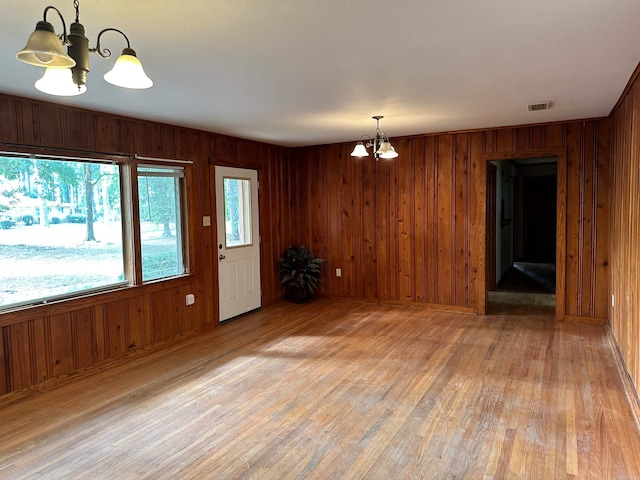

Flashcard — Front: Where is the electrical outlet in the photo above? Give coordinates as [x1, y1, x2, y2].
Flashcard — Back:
[612, 294, 615, 307]
[185, 294, 195, 306]
[336, 268, 342, 277]
[202, 216, 211, 227]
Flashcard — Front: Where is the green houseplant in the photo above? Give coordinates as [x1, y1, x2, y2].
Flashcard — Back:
[278, 245, 325, 303]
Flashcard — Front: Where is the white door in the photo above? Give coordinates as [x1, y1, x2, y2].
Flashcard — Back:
[215, 166, 261, 321]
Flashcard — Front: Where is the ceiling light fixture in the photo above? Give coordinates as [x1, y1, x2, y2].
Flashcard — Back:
[16, 0, 152, 97]
[350, 116, 398, 160]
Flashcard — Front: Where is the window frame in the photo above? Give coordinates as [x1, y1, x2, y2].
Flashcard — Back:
[136, 164, 188, 283]
[0, 145, 192, 312]
[222, 175, 254, 249]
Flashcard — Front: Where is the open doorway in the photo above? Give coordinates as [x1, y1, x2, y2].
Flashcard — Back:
[486, 157, 557, 315]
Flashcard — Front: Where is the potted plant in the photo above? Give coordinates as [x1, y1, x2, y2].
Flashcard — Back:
[278, 245, 325, 303]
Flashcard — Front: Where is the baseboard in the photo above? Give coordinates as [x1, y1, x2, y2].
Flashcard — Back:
[607, 325, 640, 434]
[563, 314, 607, 326]
[319, 295, 476, 314]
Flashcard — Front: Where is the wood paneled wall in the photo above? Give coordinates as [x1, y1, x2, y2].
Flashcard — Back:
[610, 69, 640, 401]
[0, 93, 295, 400]
[293, 120, 610, 320]
[0, 91, 614, 401]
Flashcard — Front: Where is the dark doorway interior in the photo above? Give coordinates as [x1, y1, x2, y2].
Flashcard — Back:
[486, 163, 497, 291]
[487, 158, 557, 315]
[522, 175, 556, 263]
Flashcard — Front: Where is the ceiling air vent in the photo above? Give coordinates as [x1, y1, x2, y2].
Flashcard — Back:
[528, 101, 551, 112]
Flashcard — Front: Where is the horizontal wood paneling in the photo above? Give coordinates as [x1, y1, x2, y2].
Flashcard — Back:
[0, 93, 294, 399]
[610, 70, 640, 408]
[293, 120, 609, 319]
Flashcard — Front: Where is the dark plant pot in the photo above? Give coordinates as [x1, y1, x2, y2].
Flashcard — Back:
[284, 285, 312, 304]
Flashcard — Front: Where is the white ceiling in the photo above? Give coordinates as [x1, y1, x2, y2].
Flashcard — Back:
[2, 0, 640, 147]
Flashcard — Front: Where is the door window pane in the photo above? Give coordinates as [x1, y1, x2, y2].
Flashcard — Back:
[223, 177, 252, 247]
[138, 166, 185, 281]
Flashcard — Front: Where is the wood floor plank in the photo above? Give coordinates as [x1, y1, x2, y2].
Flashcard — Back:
[0, 299, 639, 479]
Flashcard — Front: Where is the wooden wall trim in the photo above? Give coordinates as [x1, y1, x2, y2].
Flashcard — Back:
[607, 325, 640, 433]
[564, 315, 606, 326]
[476, 148, 567, 318]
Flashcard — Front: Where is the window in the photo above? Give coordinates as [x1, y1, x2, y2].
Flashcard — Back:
[223, 177, 252, 247]
[138, 166, 185, 281]
[0, 153, 189, 311]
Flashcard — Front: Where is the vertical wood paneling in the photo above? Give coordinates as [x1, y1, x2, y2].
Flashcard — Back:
[181, 285, 194, 332]
[555, 149, 568, 322]
[50, 313, 74, 377]
[31, 317, 49, 384]
[454, 134, 470, 306]
[468, 132, 484, 309]
[81, 113, 98, 152]
[1, 89, 296, 398]
[376, 159, 390, 300]
[516, 127, 530, 150]
[0, 328, 7, 395]
[436, 135, 453, 305]
[496, 129, 514, 152]
[97, 117, 119, 153]
[118, 119, 137, 154]
[151, 291, 171, 343]
[350, 146, 363, 298]
[93, 303, 106, 363]
[34, 103, 64, 147]
[62, 109, 86, 150]
[427, 136, 438, 304]
[565, 123, 582, 317]
[7, 323, 32, 391]
[0, 97, 18, 143]
[214, 135, 238, 163]
[397, 137, 413, 301]
[104, 301, 126, 358]
[292, 119, 609, 318]
[594, 120, 610, 320]
[581, 122, 595, 317]
[169, 286, 183, 336]
[296, 149, 311, 256]
[0, 90, 613, 399]
[73, 308, 94, 369]
[127, 295, 148, 350]
[413, 137, 427, 303]
[544, 124, 564, 148]
[362, 153, 377, 299]
[328, 146, 342, 295]
[610, 71, 640, 406]
[530, 126, 544, 149]
[20, 102, 36, 145]
[388, 151, 400, 300]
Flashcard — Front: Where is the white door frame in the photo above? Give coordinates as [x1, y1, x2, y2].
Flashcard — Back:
[214, 166, 261, 322]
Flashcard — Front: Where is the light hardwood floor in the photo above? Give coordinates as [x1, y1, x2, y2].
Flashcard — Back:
[1, 299, 639, 479]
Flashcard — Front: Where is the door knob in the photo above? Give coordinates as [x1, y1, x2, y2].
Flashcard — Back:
[219, 254, 226, 260]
